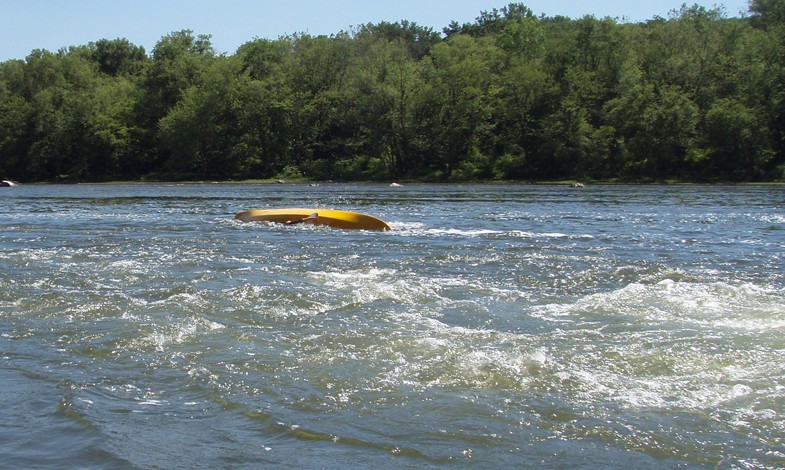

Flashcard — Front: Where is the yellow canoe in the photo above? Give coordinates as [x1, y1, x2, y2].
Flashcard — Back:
[234, 208, 391, 231]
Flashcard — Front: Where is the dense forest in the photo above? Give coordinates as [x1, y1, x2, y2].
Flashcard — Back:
[1, 1, 784, 183]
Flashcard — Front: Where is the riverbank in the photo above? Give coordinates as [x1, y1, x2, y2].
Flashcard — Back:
[7, 177, 785, 186]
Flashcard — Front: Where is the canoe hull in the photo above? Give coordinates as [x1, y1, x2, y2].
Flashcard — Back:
[235, 208, 391, 231]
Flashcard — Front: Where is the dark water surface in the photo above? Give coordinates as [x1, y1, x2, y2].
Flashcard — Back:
[1, 183, 783, 469]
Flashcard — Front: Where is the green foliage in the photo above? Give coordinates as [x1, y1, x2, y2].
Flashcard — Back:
[91, 38, 147, 76]
[1, 4, 785, 182]
[693, 97, 772, 180]
[750, 0, 785, 30]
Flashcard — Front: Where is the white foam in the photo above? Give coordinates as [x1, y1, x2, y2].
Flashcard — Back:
[306, 268, 450, 305]
[138, 316, 225, 352]
[537, 279, 785, 332]
[391, 224, 595, 240]
[426, 228, 503, 237]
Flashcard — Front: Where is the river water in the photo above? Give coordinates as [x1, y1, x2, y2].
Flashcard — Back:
[1, 183, 783, 469]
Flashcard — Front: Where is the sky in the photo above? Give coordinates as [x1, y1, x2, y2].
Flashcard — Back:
[0, 0, 752, 62]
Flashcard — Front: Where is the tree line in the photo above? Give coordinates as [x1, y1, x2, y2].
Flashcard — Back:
[1, 1, 784, 183]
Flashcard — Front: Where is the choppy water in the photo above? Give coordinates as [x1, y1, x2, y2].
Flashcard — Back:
[1, 183, 784, 469]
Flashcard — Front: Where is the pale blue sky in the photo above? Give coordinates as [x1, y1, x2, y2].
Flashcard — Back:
[1, 0, 751, 61]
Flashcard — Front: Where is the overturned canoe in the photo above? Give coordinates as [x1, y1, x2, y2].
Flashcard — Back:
[235, 208, 391, 231]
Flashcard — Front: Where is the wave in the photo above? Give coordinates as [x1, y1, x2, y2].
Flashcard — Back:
[535, 279, 785, 332]
[389, 221, 595, 240]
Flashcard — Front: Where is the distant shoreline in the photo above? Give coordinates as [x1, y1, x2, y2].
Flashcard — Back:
[9, 179, 785, 186]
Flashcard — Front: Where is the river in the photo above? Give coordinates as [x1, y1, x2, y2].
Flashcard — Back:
[1, 183, 783, 468]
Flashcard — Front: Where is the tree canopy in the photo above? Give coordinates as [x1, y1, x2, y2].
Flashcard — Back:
[1, 2, 784, 183]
